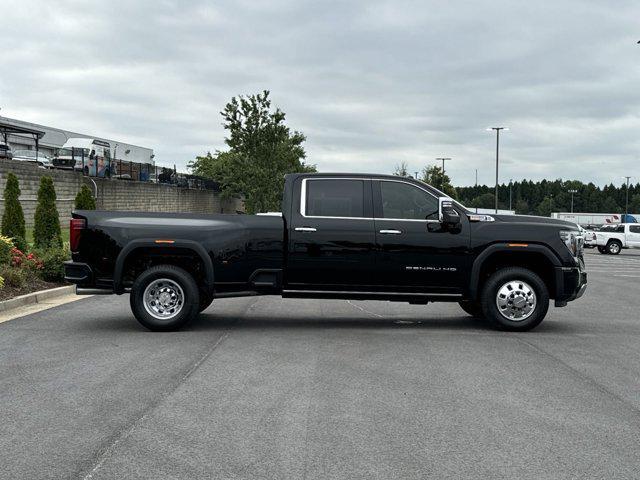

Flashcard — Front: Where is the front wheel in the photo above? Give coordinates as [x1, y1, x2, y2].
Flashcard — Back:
[480, 267, 549, 332]
[130, 265, 200, 331]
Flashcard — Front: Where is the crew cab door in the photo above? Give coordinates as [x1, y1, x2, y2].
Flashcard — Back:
[286, 177, 376, 290]
[627, 224, 640, 247]
[372, 179, 470, 293]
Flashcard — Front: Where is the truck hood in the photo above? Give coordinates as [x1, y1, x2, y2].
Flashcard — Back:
[490, 214, 578, 230]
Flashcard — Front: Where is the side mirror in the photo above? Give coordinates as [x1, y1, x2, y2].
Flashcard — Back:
[439, 197, 460, 227]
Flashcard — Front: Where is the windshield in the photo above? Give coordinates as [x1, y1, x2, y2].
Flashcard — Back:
[57, 148, 89, 157]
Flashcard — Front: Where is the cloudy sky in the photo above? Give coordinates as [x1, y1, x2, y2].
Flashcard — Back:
[1, 0, 639, 186]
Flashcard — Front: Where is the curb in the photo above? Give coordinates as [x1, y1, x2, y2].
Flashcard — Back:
[0, 285, 76, 313]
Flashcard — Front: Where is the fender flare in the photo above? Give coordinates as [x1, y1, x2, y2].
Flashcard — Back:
[469, 243, 562, 300]
[113, 239, 214, 295]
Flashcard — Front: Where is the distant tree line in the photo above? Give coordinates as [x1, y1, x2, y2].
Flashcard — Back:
[394, 162, 640, 215]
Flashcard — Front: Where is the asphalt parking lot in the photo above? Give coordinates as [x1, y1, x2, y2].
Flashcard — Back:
[1, 249, 640, 479]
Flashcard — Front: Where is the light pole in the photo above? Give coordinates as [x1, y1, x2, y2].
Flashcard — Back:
[568, 189, 578, 213]
[623, 176, 632, 222]
[509, 179, 513, 211]
[488, 127, 508, 213]
[435, 157, 451, 192]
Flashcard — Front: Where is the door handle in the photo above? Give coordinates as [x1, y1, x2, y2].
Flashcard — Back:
[379, 229, 402, 234]
[295, 227, 317, 232]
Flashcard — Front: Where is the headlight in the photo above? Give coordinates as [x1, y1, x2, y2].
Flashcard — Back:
[560, 230, 583, 257]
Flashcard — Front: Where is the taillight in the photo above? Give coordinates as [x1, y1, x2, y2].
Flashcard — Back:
[70, 218, 86, 253]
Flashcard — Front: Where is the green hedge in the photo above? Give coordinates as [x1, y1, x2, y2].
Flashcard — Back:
[33, 177, 62, 249]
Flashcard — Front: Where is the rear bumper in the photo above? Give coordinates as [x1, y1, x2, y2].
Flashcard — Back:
[64, 261, 93, 286]
[554, 262, 587, 306]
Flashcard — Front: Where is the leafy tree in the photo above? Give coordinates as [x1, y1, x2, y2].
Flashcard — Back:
[1, 173, 27, 250]
[601, 196, 620, 213]
[393, 161, 410, 177]
[514, 199, 530, 215]
[536, 196, 556, 217]
[33, 177, 62, 249]
[75, 184, 96, 210]
[420, 165, 457, 198]
[628, 194, 640, 215]
[189, 91, 315, 213]
[469, 193, 495, 209]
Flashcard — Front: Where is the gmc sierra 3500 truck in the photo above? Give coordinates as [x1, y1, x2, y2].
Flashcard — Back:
[64, 173, 587, 332]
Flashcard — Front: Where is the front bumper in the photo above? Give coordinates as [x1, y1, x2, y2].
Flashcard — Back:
[554, 259, 587, 306]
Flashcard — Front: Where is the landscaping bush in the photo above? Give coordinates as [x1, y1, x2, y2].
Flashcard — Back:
[1, 173, 27, 251]
[0, 265, 27, 288]
[75, 184, 96, 210]
[33, 176, 62, 249]
[0, 235, 14, 265]
[35, 246, 69, 282]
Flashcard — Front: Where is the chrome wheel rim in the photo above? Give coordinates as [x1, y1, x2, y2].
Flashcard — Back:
[496, 280, 536, 321]
[143, 278, 184, 320]
[609, 243, 620, 254]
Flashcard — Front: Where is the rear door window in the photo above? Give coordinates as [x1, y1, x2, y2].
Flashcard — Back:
[305, 179, 364, 218]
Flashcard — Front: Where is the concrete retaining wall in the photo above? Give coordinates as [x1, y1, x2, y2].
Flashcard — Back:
[0, 159, 243, 226]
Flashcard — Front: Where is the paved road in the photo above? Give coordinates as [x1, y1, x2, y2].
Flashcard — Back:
[1, 250, 640, 479]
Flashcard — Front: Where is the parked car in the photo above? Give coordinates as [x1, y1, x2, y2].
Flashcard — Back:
[53, 138, 115, 177]
[596, 223, 640, 254]
[0, 143, 13, 160]
[12, 149, 53, 168]
[64, 173, 587, 332]
[580, 225, 597, 248]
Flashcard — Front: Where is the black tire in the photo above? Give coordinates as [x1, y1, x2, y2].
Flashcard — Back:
[458, 301, 484, 318]
[480, 267, 549, 332]
[130, 264, 199, 331]
[607, 240, 622, 255]
[597, 246, 608, 254]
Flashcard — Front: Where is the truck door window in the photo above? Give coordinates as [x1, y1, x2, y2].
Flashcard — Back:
[380, 181, 438, 220]
[617, 225, 625, 232]
[305, 179, 364, 218]
[630, 226, 640, 234]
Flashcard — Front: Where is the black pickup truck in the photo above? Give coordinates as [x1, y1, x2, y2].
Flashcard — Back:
[65, 173, 587, 331]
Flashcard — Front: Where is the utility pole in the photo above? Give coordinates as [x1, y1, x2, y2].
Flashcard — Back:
[624, 176, 632, 222]
[488, 127, 507, 213]
[568, 189, 578, 213]
[475, 169, 478, 187]
[414, 171, 419, 180]
[435, 157, 451, 192]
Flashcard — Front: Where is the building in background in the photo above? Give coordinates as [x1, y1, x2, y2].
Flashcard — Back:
[0, 116, 154, 164]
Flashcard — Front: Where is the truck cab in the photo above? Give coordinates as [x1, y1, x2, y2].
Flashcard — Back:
[53, 138, 114, 177]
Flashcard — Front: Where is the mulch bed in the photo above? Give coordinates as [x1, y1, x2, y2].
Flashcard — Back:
[0, 279, 68, 302]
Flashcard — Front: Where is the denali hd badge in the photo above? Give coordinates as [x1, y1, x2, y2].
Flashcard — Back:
[405, 266, 457, 272]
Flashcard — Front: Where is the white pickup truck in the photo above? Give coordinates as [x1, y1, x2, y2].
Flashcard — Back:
[596, 223, 640, 254]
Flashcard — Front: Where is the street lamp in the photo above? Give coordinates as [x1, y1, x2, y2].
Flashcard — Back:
[487, 127, 508, 213]
[509, 179, 513, 211]
[623, 176, 632, 222]
[568, 189, 578, 213]
[435, 157, 451, 192]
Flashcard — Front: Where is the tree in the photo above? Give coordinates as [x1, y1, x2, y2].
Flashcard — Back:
[1, 173, 27, 250]
[515, 199, 530, 215]
[33, 177, 62, 249]
[469, 193, 495, 209]
[189, 90, 316, 213]
[75, 184, 96, 210]
[421, 165, 457, 198]
[602, 196, 620, 213]
[393, 161, 410, 177]
[536, 196, 556, 217]
[628, 194, 640, 215]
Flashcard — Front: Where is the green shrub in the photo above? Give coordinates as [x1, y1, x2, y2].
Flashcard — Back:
[75, 184, 96, 210]
[33, 177, 62, 249]
[35, 247, 69, 282]
[0, 235, 14, 265]
[0, 266, 26, 288]
[1, 173, 27, 250]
